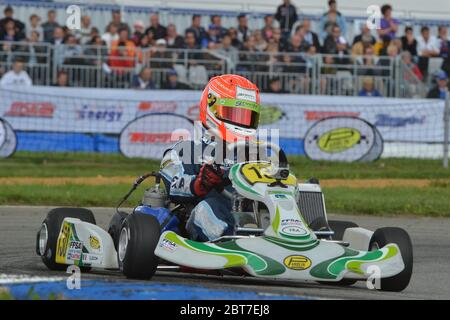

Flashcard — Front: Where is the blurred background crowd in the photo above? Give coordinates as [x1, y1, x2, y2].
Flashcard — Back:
[0, 0, 449, 98]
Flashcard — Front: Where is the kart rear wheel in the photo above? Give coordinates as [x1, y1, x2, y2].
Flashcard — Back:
[318, 220, 359, 287]
[118, 213, 161, 280]
[369, 227, 413, 292]
[36, 207, 96, 272]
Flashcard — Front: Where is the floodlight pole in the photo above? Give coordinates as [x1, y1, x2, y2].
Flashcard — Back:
[444, 92, 449, 169]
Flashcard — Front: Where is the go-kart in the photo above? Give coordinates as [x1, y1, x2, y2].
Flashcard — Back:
[36, 141, 413, 292]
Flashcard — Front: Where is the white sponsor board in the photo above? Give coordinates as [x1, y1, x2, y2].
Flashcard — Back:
[120, 114, 194, 159]
[0, 86, 445, 144]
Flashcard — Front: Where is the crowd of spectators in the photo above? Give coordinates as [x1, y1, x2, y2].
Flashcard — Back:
[0, 1, 449, 97]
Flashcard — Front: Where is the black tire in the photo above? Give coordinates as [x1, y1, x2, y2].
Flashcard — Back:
[369, 227, 413, 292]
[328, 220, 359, 241]
[36, 208, 96, 272]
[318, 220, 359, 287]
[108, 211, 129, 250]
[118, 213, 161, 280]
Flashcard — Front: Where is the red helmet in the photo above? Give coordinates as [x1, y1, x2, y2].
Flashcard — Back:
[199, 74, 261, 143]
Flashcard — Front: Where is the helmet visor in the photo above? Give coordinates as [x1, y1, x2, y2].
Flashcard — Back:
[215, 98, 260, 129]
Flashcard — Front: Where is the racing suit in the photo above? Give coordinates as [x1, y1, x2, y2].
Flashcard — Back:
[159, 139, 235, 242]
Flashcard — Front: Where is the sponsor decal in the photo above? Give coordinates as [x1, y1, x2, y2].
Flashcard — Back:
[374, 114, 426, 127]
[304, 117, 383, 162]
[69, 240, 83, 250]
[89, 235, 100, 250]
[4, 102, 55, 118]
[82, 254, 102, 263]
[305, 111, 360, 121]
[281, 226, 307, 236]
[136, 101, 178, 117]
[67, 251, 81, 261]
[236, 86, 257, 102]
[56, 222, 72, 264]
[129, 132, 173, 144]
[76, 105, 123, 122]
[283, 255, 312, 270]
[160, 238, 177, 252]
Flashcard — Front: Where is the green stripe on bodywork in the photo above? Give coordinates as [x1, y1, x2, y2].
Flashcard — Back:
[272, 206, 280, 233]
[230, 165, 260, 196]
[264, 236, 319, 251]
[310, 247, 360, 280]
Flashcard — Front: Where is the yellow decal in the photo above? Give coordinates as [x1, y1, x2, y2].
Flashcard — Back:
[240, 163, 296, 186]
[89, 235, 101, 250]
[283, 255, 312, 270]
[318, 128, 361, 153]
[56, 222, 71, 264]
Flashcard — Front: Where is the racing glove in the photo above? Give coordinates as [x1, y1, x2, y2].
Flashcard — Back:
[192, 164, 224, 197]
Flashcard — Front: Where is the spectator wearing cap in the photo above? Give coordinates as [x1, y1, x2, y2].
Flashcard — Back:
[378, 4, 399, 41]
[275, 0, 298, 39]
[319, 0, 346, 41]
[166, 24, 184, 49]
[0, 6, 25, 39]
[162, 69, 192, 89]
[106, 10, 130, 35]
[210, 15, 228, 39]
[28, 14, 43, 41]
[358, 77, 382, 97]
[131, 20, 145, 45]
[401, 26, 418, 57]
[185, 15, 207, 46]
[267, 77, 289, 93]
[130, 66, 156, 89]
[427, 71, 449, 99]
[237, 14, 249, 43]
[150, 38, 172, 69]
[42, 10, 60, 43]
[145, 13, 167, 40]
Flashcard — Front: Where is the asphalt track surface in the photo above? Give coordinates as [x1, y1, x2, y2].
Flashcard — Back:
[1, 206, 449, 300]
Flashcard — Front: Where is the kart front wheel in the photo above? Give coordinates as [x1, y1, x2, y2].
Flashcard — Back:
[118, 213, 161, 280]
[369, 227, 413, 292]
[36, 207, 96, 271]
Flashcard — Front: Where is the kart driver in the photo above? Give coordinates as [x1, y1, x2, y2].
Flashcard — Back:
[159, 74, 262, 242]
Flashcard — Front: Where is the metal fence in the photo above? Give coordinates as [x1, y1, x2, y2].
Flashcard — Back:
[0, 41, 428, 97]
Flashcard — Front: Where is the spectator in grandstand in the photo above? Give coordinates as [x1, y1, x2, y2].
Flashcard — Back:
[61, 35, 84, 65]
[427, 70, 449, 99]
[166, 24, 184, 49]
[417, 26, 440, 78]
[185, 15, 207, 47]
[356, 45, 382, 76]
[0, 59, 32, 87]
[162, 69, 192, 90]
[322, 25, 349, 63]
[102, 24, 119, 50]
[182, 31, 203, 64]
[438, 25, 450, 59]
[0, 6, 25, 40]
[262, 14, 276, 41]
[131, 20, 146, 46]
[28, 14, 43, 41]
[266, 77, 289, 93]
[301, 19, 321, 52]
[269, 27, 285, 51]
[23, 31, 47, 66]
[52, 70, 69, 87]
[319, 0, 346, 41]
[210, 15, 228, 39]
[150, 38, 173, 69]
[286, 34, 310, 53]
[0, 19, 22, 42]
[378, 4, 399, 41]
[253, 30, 268, 51]
[275, 0, 298, 39]
[400, 51, 423, 81]
[352, 24, 376, 56]
[206, 25, 222, 49]
[42, 10, 60, 43]
[237, 14, 249, 43]
[110, 28, 140, 70]
[401, 26, 418, 57]
[238, 35, 263, 72]
[146, 13, 167, 41]
[227, 28, 242, 49]
[358, 77, 382, 97]
[106, 10, 130, 35]
[217, 34, 239, 71]
[84, 35, 108, 66]
[130, 66, 156, 89]
[75, 15, 92, 45]
[280, 52, 306, 74]
[51, 27, 66, 67]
